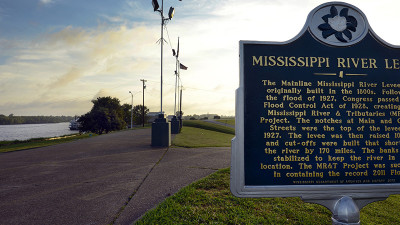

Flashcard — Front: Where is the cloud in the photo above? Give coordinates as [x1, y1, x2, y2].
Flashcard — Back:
[48, 67, 83, 89]
[39, 0, 54, 5]
[7, 0, 400, 116]
[36, 24, 159, 90]
[48, 26, 88, 46]
[0, 98, 91, 116]
[0, 0, 321, 116]
[101, 15, 124, 23]
[0, 23, 163, 115]
[92, 89, 115, 100]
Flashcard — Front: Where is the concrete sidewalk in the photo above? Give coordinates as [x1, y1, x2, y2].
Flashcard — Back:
[0, 128, 230, 225]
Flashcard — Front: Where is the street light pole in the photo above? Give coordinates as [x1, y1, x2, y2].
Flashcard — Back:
[140, 79, 147, 127]
[174, 58, 178, 116]
[153, 0, 176, 116]
[151, 0, 178, 147]
[160, 0, 164, 115]
[129, 91, 133, 129]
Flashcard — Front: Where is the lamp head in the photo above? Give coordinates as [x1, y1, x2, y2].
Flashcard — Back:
[152, 0, 159, 11]
[168, 7, 175, 19]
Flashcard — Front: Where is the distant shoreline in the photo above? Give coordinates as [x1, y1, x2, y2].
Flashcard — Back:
[0, 122, 71, 126]
[0, 115, 75, 125]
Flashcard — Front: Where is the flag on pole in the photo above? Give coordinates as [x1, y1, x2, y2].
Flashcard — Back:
[180, 63, 188, 70]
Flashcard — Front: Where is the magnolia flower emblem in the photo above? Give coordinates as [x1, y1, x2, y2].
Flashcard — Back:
[318, 6, 358, 42]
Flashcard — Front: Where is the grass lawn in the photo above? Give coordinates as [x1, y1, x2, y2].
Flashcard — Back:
[182, 120, 235, 135]
[0, 133, 97, 153]
[136, 168, 332, 224]
[136, 168, 400, 225]
[172, 126, 234, 148]
[216, 118, 235, 126]
[136, 120, 400, 224]
[0, 125, 152, 153]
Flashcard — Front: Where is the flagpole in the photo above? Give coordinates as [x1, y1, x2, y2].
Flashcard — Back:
[177, 62, 180, 114]
[174, 37, 180, 116]
[177, 59, 180, 114]
[174, 59, 178, 115]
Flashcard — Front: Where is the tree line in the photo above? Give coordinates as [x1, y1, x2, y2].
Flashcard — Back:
[0, 114, 74, 125]
[78, 96, 149, 134]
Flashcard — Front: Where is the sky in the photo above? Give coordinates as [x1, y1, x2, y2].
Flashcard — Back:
[1, 0, 400, 117]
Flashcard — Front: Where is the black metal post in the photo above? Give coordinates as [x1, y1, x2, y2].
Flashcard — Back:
[141, 79, 147, 127]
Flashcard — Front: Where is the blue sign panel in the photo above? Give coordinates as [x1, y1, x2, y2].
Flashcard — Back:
[244, 31, 400, 186]
[231, 2, 400, 199]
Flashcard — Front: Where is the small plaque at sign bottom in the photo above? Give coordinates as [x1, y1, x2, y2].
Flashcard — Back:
[231, 2, 400, 216]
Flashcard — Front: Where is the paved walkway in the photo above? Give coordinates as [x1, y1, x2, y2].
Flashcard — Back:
[0, 129, 230, 225]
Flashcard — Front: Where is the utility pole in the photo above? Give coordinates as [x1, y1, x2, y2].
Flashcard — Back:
[140, 79, 147, 127]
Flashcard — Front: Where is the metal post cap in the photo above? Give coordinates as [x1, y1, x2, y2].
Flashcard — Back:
[332, 196, 360, 225]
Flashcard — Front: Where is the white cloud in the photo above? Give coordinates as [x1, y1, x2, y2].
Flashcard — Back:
[161, 0, 400, 116]
[39, 0, 53, 5]
[101, 15, 124, 23]
[0, 24, 161, 115]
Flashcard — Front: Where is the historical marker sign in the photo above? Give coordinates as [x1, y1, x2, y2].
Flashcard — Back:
[231, 1, 400, 216]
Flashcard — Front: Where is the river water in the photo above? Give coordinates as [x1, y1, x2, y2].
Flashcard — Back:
[0, 122, 79, 141]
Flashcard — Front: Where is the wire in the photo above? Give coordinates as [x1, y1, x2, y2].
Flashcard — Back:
[164, 24, 175, 56]
[145, 79, 232, 95]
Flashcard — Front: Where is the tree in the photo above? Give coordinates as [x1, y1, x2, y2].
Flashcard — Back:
[121, 103, 132, 126]
[132, 105, 149, 125]
[0, 114, 7, 125]
[78, 97, 127, 134]
[176, 111, 184, 117]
